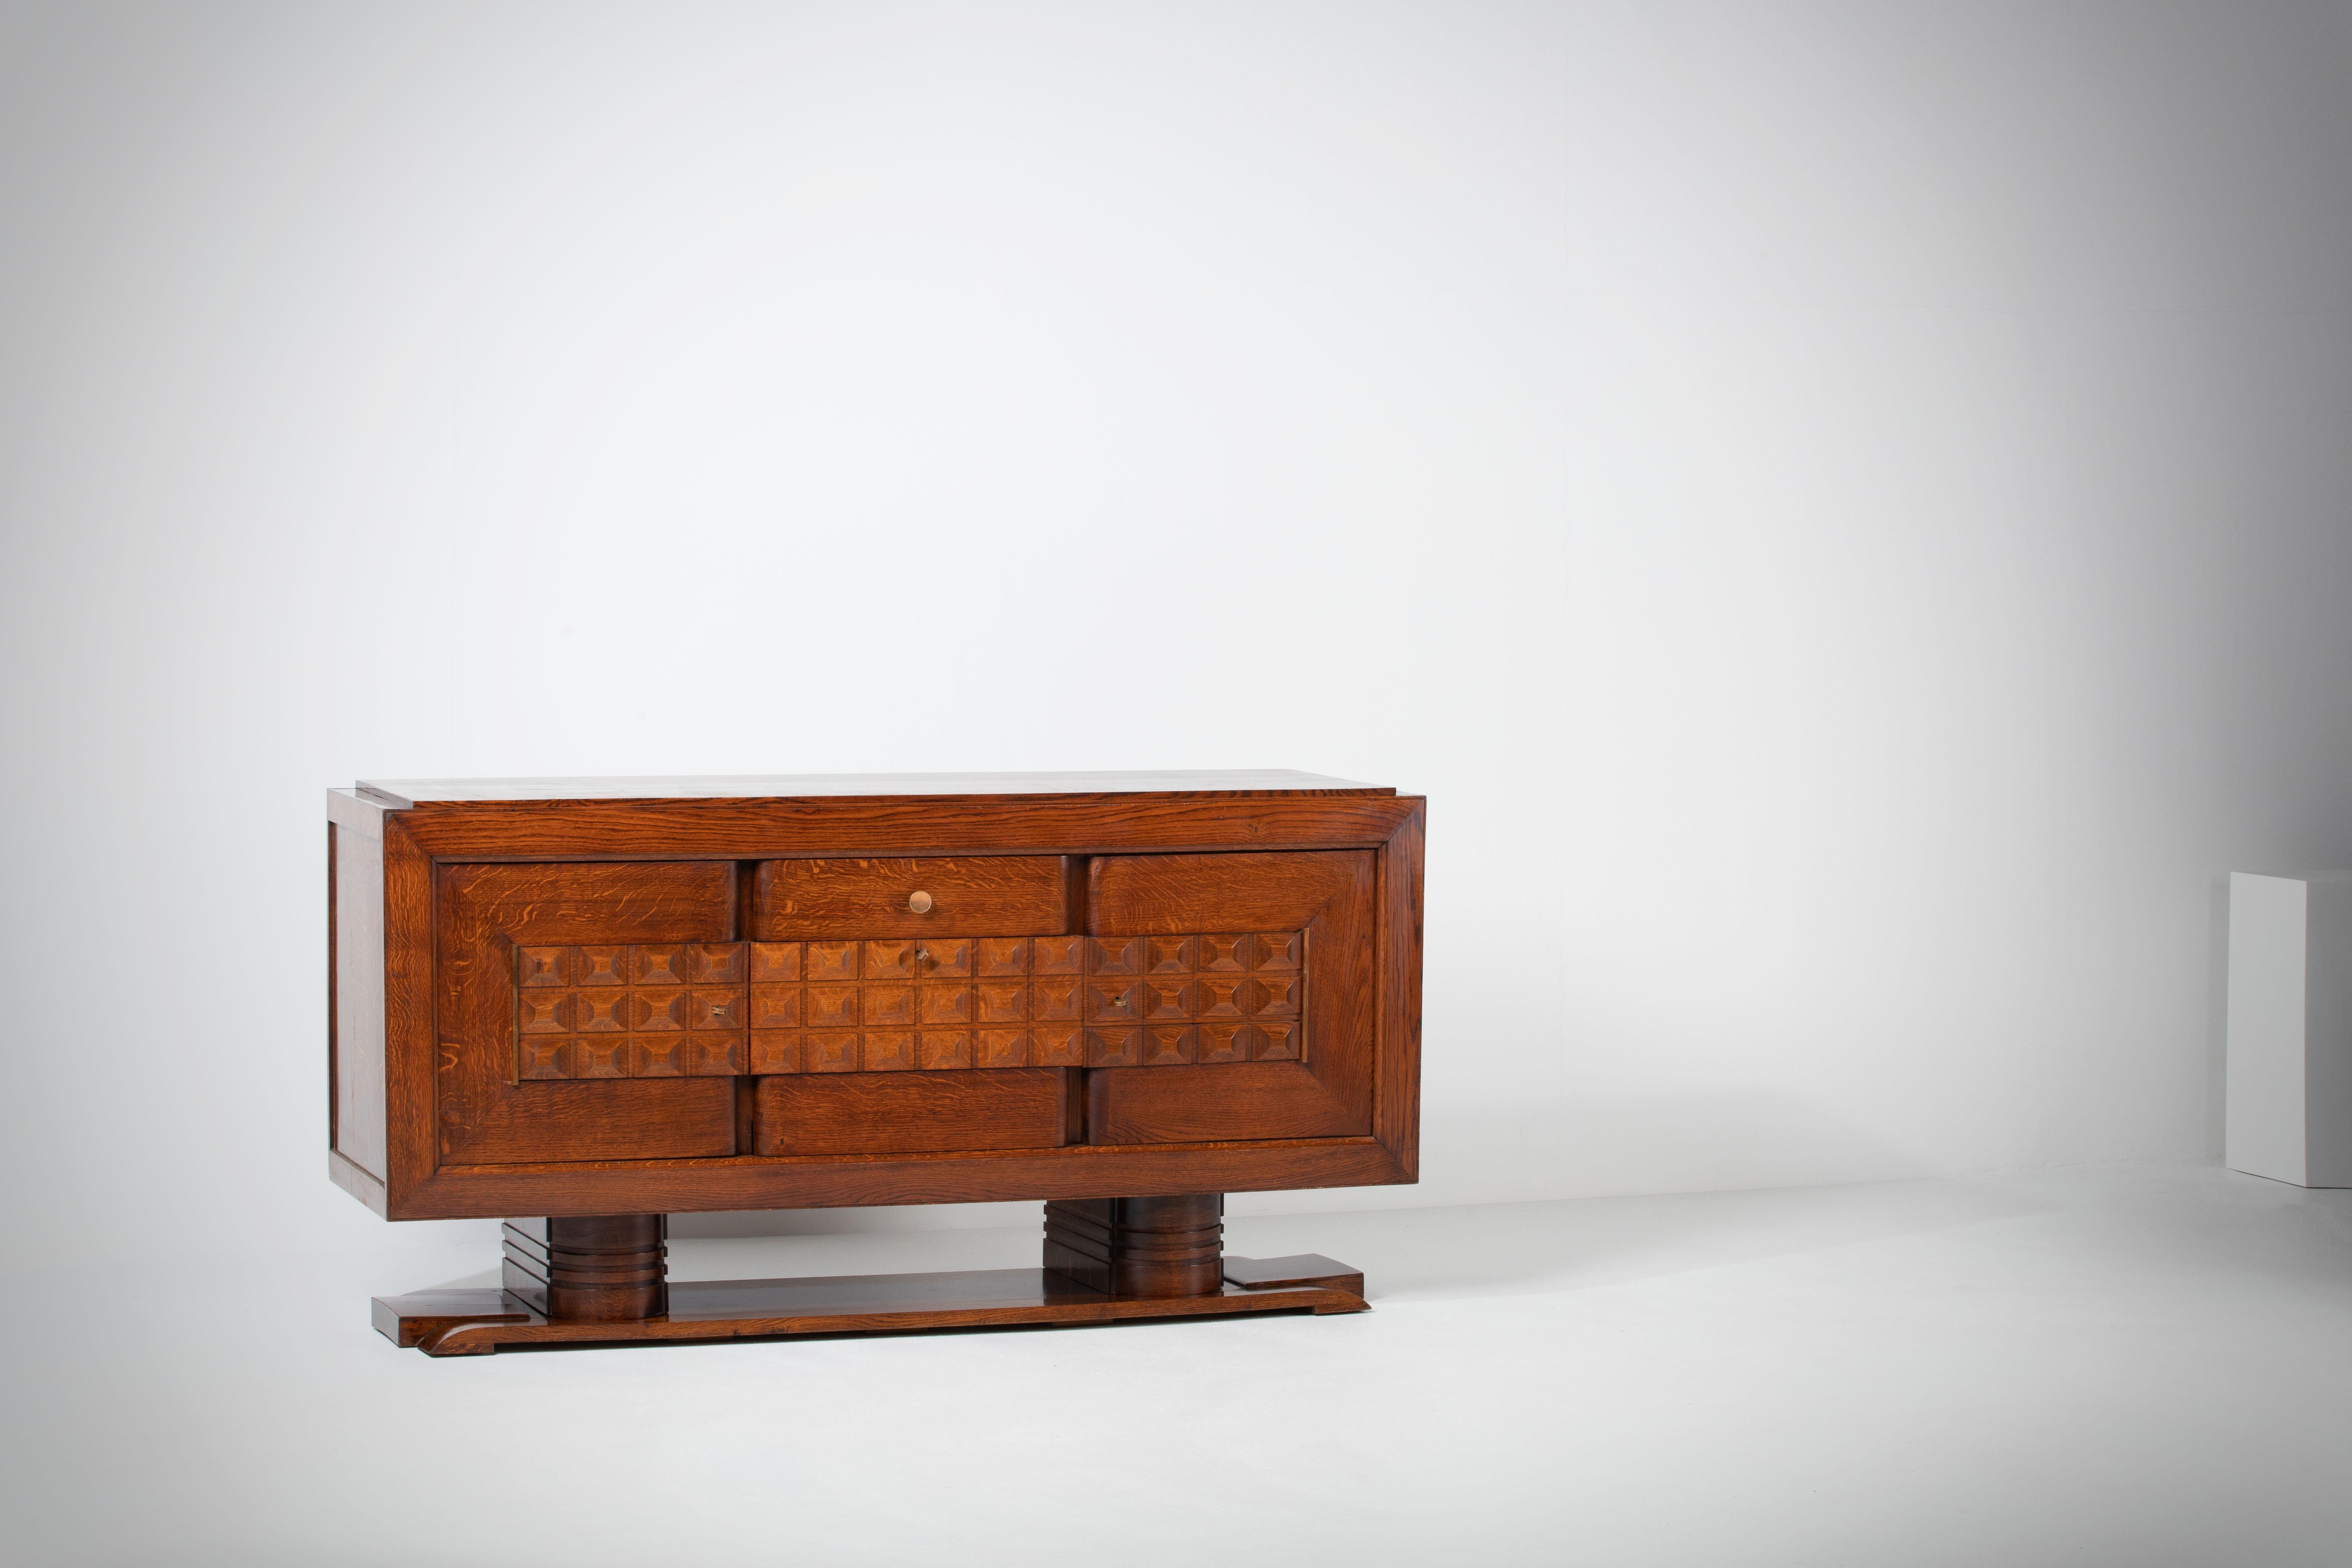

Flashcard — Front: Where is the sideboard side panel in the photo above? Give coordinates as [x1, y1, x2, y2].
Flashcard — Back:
[329, 810, 387, 1182]
[1375, 802, 1426, 1178]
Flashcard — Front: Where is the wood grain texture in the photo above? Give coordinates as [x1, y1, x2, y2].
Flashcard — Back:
[359, 770, 1388, 804]
[437, 862, 737, 1165]
[1087, 851, 1374, 1144]
[395, 1138, 1404, 1219]
[382, 818, 438, 1216]
[337, 786, 1424, 1221]
[1088, 1061, 1366, 1143]
[328, 1149, 388, 1217]
[741, 929, 1305, 1075]
[375, 1266, 1368, 1355]
[1222, 1253, 1366, 1295]
[1375, 803, 1426, 1179]
[753, 1069, 1071, 1156]
[1043, 1194, 1224, 1297]
[751, 856, 1070, 939]
[501, 1215, 668, 1321]
[391, 793, 1419, 861]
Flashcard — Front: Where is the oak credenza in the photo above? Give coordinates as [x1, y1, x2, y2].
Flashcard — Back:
[329, 772, 1424, 1354]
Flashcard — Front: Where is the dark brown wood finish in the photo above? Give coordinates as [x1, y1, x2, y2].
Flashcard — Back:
[390, 791, 1418, 862]
[372, 1263, 1366, 1356]
[1086, 850, 1375, 1144]
[501, 1215, 669, 1320]
[1043, 1193, 1225, 1297]
[750, 856, 1071, 939]
[333, 774, 1418, 1348]
[437, 861, 739, 1165]
[752, 1069, 1073, 1156]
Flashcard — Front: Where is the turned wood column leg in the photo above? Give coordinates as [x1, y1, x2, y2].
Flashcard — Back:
[1042, 1194, 1224, 1297]
[502, 1215, 669, 1321]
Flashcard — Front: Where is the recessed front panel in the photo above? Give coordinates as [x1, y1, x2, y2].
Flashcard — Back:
[751, 857, 1071, 939]
[438, 862, 737, 1165]
[1084, 851, 1377, 1144]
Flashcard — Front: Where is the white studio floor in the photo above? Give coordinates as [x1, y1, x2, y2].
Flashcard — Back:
[7, 1164, 2350, 1566]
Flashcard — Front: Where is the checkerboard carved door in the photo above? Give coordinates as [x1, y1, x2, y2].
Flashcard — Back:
[1082, 850, 1377, 1144]
[438, 861, 740, 1164]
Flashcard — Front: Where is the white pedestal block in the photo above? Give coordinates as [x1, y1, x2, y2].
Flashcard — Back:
[2226, 871, 2352, 1187]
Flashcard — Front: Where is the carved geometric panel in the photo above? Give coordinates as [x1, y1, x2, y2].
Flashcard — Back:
[512, 943, 747, 1081]
[517, 932, 1303, 1080]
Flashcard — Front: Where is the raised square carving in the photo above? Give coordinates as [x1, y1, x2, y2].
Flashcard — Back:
[579, 946, 628, 987]
[573, 1037, 630, 1078]
[632, 1036, 689, 1076]
[1241, 975, 1301, 1018]
[749, 985, 801, 1029]
[863, 985, 915, 1027]
[689, 944, 747, 984]
[1031, 1025, 1085, 1067]
[576, 989, 629, 1032]
[917, 985, 974, 1025]
[864, 940, 917, 980]
[518, 947, 573, 988]
[805, 1031, 859, 1072]
[805, 986, 858, 1030]
[1252, 931, 1304, 971]
[916, 938, 972, 978]
[975, 1027, 1029, 1069]
[1250, 1021, 1301, 1061]
[804, 942, 858, 983]
[518, 1039, 569, 1080]
[1087, 1027, 1141, 1068]
[1090, 936, 1145, 976]
[749, 1031, 802, 1074]
[686, 989, 746, 1030]
[513, 925, 1307, 1080]
[863, 1031, 917, 1071]
[1195, 979, 1245, 1021]
[1142, 980, 1193, 1020]
[1140, 1026, 1196, 1067]
[975, 983, 1028, 1023]
[632, 946, 688, 986]
[1031, 977, 1084, 1022]
[1197, 1023, 1248, 1064]
[631, 990, 686, 1032]
[688, 1034, 745, 1075]
[975, 937, 1030, 977]
[1195, 934, 1248, 973]
[1087, 980, 1141, 1023]
[749, 942, 802, 983]
[919, 1030, 973, 1070]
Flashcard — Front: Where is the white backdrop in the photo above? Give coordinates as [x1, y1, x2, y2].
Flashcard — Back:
[4, 2, 2350, 1266]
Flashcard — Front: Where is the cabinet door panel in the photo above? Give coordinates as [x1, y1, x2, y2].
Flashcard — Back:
[1085, 851, 1375, 1144]
[751, 857, 1071, 939]
[438, 862, 737, 1164]
[754, 1069, 1075, 1155]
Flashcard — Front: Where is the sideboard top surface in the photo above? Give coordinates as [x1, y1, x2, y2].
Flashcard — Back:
[354, 770, 1388, 808]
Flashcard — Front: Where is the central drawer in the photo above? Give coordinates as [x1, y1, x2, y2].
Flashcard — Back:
[750, 856, 1073, 939]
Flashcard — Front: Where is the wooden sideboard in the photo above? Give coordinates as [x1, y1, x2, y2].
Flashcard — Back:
[331, 771, 1424, 1354]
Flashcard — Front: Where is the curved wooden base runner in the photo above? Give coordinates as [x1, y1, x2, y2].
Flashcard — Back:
[374, 1260, 1367, 1357]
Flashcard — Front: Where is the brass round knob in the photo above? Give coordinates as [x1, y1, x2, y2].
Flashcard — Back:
[907, 890, 933, 914]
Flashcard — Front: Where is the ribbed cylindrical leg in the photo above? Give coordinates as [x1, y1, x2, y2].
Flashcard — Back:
[503, 1214, 668, 1321]
[1043, 1194, 1224, 1297]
